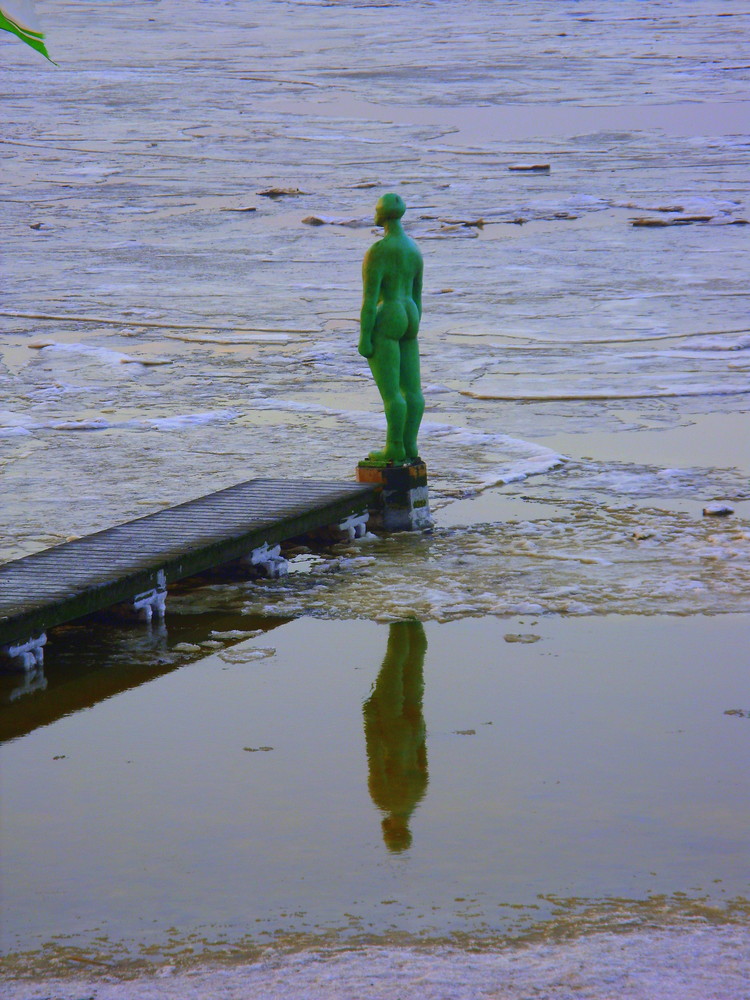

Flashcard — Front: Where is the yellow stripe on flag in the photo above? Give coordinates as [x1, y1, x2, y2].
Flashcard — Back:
[0, 1, 53, 61]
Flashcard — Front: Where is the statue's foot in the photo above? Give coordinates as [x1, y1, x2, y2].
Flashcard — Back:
[403, 441, 422, 464]
[367, 445, 406, 465]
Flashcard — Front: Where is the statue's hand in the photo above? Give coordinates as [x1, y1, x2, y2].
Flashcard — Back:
[358, 339, 373, 359]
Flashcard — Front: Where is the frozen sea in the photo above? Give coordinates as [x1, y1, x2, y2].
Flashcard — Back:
[1, 1, 749, 997]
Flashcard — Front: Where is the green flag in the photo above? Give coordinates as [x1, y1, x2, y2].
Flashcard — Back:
[1, 0, 52, 61]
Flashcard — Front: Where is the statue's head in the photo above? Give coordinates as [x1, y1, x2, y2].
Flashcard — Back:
[382, 814, 412, 852]
[375, 193, 406, 226]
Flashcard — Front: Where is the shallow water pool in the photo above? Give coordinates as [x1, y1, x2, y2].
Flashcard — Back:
[2, 612, 747, 969]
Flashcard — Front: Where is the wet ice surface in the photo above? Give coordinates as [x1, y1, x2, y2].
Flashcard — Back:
[2, 0, 749, 569]
[208, 507, 750, 620]
[3, 931, 750, 1000]
[1, 0, 749, 993]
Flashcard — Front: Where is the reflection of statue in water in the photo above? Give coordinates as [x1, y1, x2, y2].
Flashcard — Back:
[359, 194, 425, 465]
[363, 621, 428, 852]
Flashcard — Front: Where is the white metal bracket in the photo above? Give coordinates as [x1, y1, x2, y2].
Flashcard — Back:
[133, 569, 168, 622]
[338, 510, 370, 541]
[246, 542, 289, 578]
[1, 633, 47, 672]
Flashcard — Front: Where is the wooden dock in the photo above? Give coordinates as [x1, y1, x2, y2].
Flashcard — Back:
[0, 479, 376, 656]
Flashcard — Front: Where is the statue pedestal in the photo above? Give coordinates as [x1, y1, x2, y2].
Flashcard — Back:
[356, 460, 432, 532]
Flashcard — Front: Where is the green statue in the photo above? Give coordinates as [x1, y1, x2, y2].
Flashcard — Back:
[359, 194, 425, 465]
[363, 621, 428, 852]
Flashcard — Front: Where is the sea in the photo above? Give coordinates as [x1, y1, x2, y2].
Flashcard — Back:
[1, 1, 749, 997]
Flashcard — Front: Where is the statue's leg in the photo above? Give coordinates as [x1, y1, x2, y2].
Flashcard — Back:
[402, 621, 426, 706]
[400, 338, 424, 462]
[368, 338, 407, 463]
[371, 622, 409, 706]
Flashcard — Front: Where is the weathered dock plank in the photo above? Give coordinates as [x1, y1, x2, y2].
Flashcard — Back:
[0, 479, 375, 649]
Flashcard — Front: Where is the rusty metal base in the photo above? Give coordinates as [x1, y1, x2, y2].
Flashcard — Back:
[356, 460, 432, 532]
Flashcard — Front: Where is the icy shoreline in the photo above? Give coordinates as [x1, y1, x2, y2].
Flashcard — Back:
[4, 927, 750, 1000]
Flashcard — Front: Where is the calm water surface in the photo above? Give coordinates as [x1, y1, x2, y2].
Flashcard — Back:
[1, 612, 748, 966]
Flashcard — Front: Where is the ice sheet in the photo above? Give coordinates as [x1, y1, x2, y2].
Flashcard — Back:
[4, 930, 750, 1000]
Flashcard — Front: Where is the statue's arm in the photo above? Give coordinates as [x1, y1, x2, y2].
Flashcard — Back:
[359, 250, 381, 359]
[412, 256, 423, 320]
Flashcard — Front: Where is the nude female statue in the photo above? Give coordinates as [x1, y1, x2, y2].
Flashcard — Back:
[359, 194, 425, 465]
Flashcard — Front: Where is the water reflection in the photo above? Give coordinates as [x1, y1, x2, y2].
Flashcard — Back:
[0, 608, 287, 744]
[363, 621, 428, 852]
[8, 665, 48, 702]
